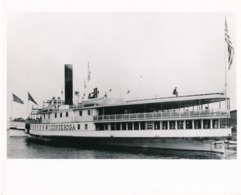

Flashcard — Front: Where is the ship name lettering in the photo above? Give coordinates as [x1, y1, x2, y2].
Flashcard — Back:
[46, 123, 77, 131]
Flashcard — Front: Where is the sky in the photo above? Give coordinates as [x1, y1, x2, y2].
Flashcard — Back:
[7, 13, 236, 119]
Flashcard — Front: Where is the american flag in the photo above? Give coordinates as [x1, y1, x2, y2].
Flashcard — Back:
[225, 18, 235, 70]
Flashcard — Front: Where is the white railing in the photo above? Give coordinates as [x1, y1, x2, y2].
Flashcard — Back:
[93, 110, 230, 122]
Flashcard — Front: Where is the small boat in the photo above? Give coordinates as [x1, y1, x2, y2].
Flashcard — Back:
[9, 118, 27, 136]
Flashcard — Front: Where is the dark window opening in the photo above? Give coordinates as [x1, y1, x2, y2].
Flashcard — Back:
[134, 122, 139, 130]
[177, 121, 184, 129]
[122, 123, 126, 130]
[104, 124, 108, 130]
[162, 121, 167, 129]
[111, 123, 116, 130]
[66, 112, 68, 117]
[186, 120, 193, 129]
[128, 122, 132, 130]
[78, 124, 80, 130]
[79, 111, 82, 116]
[170, 121, 176, 129]
[203, 120, 210, 129]
[194, 120, 201, 129]
[141, 122, 145, 130]
[154, 122, 160, 130]
[213, 119, 218, 129]
[220, 118, 230, 128]
[116, 123, 120, 130]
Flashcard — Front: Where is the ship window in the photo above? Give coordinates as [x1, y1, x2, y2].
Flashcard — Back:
[116, 123, 120, 130]
[134, 122, 139, 130]
[60, 113, 62, 118]
[55, 113, 57, 118]
[46, 125, 48, 130]
[170, 121, 176, 129]
[186, 120, 193, 129]
[48, 114, 50, 119]
[66, 112, 68, 117]
[154, 122, 160, 130]
[203, 120, 210, 129]
[96, 124, 100, 130]
[78, 124, 80, 130]
[79, 111, 82, 116]
[162, 121, 167, 130]
[194, 120, 201, 129]
[88, 110, 91, 115]
[99, 124, 104, 130]
[104, 124, 108, 130]
[44, 114, 45, 119]
[85, 124, 88, 130]
[128, 122, 132, 130]
[213, 119, 218, 129]
[140, 122, 145, 130]
[177, 121, 184, 129]
[220, 118, 229, 128]
[122, 123, 126, 130]
[111, 123, 116, 130]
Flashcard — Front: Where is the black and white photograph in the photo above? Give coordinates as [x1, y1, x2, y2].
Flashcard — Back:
[1, 0, 241, 195]
[7, 12, 237, 159]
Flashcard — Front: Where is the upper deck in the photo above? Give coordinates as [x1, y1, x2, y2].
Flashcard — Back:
[30, 91, 229, 118]
[70, 91, 229, 111]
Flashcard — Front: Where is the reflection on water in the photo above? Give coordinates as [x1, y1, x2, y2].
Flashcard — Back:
[7, 135, 236, 159]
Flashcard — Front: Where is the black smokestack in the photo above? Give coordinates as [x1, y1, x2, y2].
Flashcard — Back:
[65, 64, 73, 105]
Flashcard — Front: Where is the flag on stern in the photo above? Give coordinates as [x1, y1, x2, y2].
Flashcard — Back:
[13, 94, 24, 104]
[225, 18, 235, 70]
[28, 92, 38, 105]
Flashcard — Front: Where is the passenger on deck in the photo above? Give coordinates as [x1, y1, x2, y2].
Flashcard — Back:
[173, 87, 178, 97]
[104, 92, 108, 98]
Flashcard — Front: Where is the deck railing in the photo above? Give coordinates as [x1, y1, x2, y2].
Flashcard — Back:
[93, 110, 230, 122]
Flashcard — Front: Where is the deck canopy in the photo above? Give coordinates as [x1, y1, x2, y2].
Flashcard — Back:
[96, 92, 229, 115]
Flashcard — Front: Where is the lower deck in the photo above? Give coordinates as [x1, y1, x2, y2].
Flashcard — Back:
[29, 118, 230, 132]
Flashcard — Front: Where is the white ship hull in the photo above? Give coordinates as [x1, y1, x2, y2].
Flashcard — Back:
[28, 128, 231, 153]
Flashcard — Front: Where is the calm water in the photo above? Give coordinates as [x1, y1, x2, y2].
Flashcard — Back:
[7, 132, 237, 159]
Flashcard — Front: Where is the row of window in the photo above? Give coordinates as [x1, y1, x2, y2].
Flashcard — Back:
[42, 110, 92, 119]
[96, 119, 230, 131]
[31, 123, 89, 131]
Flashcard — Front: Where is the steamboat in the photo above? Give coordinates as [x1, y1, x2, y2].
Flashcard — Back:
[26, 64, 232, 153]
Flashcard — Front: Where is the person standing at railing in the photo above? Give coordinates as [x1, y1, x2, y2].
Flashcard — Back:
[173, 87, 178, 97]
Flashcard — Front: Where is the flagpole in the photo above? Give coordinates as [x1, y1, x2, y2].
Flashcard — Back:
[28, 92, 29, 117]
[225, 31, 227, 96]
